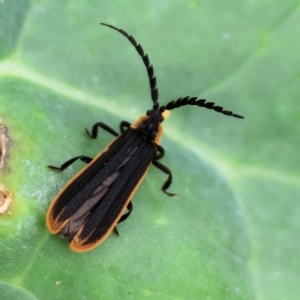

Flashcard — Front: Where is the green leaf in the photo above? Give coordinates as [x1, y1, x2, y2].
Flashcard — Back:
[1, 1, 299, 299]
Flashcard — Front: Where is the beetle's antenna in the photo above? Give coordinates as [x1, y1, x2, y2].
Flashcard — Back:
[159, 96, 244, 119]
[100, 23, 159, 109]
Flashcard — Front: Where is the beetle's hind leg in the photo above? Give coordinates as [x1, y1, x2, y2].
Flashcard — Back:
[113, 201, 133, 236]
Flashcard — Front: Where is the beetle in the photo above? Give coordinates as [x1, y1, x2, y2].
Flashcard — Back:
[46, 23, 244, 252]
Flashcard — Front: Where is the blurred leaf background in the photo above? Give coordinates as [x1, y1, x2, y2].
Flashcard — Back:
[0, 0, 299, 299]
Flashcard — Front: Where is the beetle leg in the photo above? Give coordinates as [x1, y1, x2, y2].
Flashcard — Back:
[113, 227, 120, 236]
[155, 144, 165, 160]
[152, 160, 176, 197]
[120, 120, 131, 133]
[47, 155, 93, 171]
[113, 201, 133, 236]
[85, 122, 119, 139]
[118, 201, 133, 223]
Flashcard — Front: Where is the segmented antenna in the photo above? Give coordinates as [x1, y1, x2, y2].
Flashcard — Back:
[159, 96, 244, 119]
[100, 23, 159, 108]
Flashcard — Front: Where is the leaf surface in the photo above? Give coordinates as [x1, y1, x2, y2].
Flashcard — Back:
[0, 1, 299, 299]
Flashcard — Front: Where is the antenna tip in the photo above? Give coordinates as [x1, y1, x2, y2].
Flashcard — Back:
[233, 114, 245, 119]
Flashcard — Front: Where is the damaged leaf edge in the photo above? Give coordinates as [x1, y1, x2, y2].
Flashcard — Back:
[0, 118, 12, 214]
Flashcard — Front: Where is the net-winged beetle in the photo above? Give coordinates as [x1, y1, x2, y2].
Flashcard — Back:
[46, 23, 244, 252]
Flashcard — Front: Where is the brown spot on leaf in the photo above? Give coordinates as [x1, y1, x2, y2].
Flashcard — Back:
[0, 120, 9, 169]
[0, 184, 12, 214]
